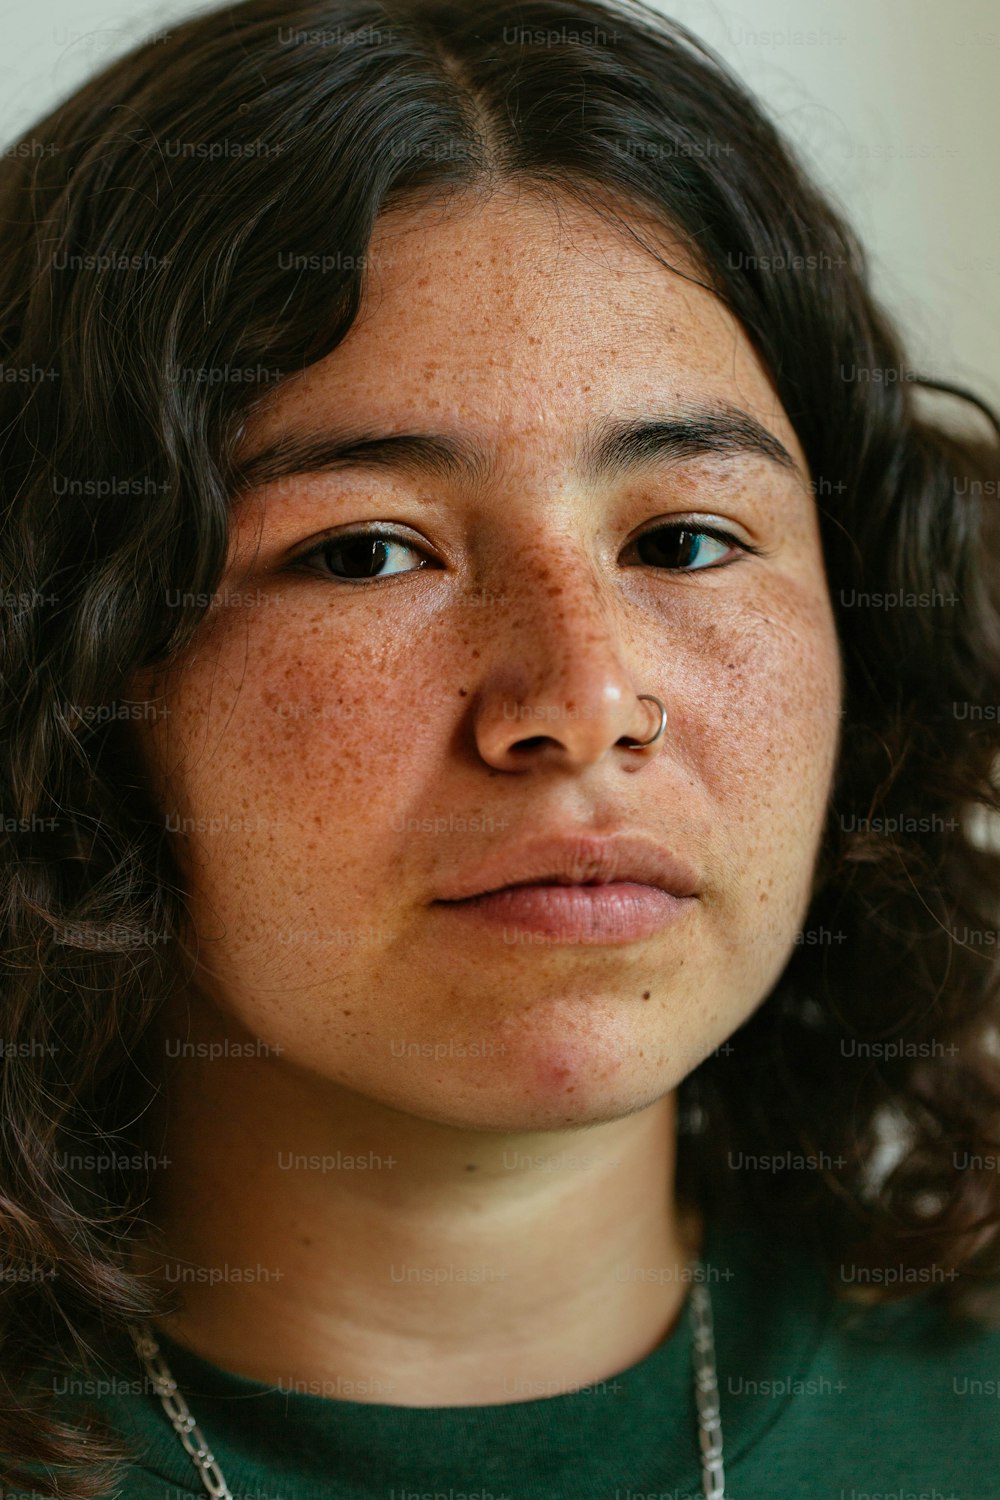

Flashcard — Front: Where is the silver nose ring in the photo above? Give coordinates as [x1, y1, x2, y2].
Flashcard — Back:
[622, 693, 667, 750]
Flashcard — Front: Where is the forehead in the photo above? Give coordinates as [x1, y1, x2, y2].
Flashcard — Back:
[237, 183, 806, 481]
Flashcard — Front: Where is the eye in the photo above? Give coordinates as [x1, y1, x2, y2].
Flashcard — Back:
[624, 521, 764, 571]
[287, 518, 765, 584]
[290, 527, 437, 583]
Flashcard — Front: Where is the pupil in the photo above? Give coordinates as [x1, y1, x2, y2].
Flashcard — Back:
[327, 537, 389, 578]
[640, 527, 697, 568]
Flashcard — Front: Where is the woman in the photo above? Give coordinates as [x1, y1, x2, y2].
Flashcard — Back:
[1, 1, 999, 1496]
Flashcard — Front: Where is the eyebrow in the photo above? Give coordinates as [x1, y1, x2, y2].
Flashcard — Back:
[230, 399, 803, 496]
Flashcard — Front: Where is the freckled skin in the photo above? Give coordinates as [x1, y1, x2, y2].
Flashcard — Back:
[132, 188, 841, 1122]
[124, 185, 843, 1401]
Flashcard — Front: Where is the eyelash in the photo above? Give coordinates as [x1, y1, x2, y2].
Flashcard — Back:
[288, 521, 768, 583]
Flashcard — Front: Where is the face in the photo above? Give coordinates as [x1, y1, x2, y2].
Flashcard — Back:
[129, 184, 843, 1131]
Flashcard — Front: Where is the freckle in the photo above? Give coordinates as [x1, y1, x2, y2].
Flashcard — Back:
[464, 1163, 478, 1171]
[342, 1009, 352, 1016]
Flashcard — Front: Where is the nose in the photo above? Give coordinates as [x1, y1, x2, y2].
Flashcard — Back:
[471, 539, 664, 772]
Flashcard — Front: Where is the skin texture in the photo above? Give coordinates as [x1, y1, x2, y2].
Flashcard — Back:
[126, 181, 844, 1404]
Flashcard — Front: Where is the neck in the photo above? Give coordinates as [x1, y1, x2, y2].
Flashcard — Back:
[132, 1000, 702, 1406]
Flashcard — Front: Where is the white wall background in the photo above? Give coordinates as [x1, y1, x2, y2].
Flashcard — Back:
[1, 0, 997, 415]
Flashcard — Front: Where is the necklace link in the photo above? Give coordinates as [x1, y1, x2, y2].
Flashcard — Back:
[129, 1325, 235, 1499]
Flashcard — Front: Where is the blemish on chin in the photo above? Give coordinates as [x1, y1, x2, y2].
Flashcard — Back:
[535, 1057, 575, 1091]
[532, 1042, 621, 1094]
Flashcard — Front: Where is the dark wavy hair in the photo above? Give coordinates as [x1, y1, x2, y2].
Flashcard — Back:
[3, 0, 1000, 1491]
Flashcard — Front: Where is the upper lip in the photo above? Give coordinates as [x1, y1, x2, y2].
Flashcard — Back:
[433, 833, 700, 903]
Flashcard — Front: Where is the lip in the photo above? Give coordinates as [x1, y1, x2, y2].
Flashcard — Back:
[432, 832, 701, 905]
[433, 881, 695, 944]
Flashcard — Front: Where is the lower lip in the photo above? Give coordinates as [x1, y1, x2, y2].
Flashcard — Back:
[433, 883, 695, 944]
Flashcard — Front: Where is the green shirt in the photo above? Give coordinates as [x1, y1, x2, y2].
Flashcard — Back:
[48, 1217, 1000, 1499]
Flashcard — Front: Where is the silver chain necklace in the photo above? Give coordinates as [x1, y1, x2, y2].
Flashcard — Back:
[127, 1266, 725, 1500]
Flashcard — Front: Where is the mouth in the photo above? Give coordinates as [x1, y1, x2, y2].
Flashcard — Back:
[434, 880, 695, 945]
[429, 830, 700, 942]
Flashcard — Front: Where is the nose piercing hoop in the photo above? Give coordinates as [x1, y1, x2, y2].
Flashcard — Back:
[622, 693, 667, 750]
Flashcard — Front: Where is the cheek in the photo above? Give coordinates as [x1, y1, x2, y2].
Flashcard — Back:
[168, 602, 436, 775]
[682, 576, 842, 965]
[142, 605, 459, 909]
[676, 561, 840, 785]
